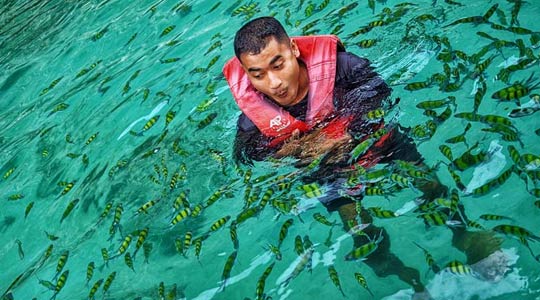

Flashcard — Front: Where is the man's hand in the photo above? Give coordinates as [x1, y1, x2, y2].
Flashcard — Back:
[275, 128, 352, 163]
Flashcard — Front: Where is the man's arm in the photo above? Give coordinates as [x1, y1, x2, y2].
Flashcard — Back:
[334, 52, 392, 137]
[233, 113, 276, 165]
[297, 52, 393, 172]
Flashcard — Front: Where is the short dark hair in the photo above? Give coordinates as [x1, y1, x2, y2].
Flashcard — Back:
[234, 16, 290, 62]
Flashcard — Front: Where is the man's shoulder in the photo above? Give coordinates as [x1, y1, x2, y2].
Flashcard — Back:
[336, 51, 371, 83]
[237, 113, 257, 132]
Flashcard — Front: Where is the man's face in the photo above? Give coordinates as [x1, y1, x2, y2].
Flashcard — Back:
[239, 37, 308, 107]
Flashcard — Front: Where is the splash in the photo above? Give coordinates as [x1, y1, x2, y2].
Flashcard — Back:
[465, 140, 506, 194]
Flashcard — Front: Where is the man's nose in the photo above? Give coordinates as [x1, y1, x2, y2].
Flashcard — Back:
[268, 72, 282, 89]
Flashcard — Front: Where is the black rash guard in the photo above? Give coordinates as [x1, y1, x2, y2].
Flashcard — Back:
[233, 51, 396, 165]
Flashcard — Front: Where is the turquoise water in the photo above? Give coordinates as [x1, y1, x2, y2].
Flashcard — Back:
[1, 0, 540, 299]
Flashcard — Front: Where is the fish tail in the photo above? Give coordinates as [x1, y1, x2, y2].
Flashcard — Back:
[218, 280, 227, 293]
[452, 209, 468, 228]
[522, 239, 539, 259]
[526, 72, 538, 88]
[373, 230, 384, 244]
[281, 277, 292, 288]
[530, 235, 540, 243]
[412, 241, 427, 252]
[407, 182, 421, 194]
[97, 263, 106, 272]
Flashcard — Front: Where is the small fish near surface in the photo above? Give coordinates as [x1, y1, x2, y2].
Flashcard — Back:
[196, 112, 218, 130]
[444, 260, 473, 276]
[443, 4, 498, 28]
[345, 231, 384, 261]
[219, 250, 238, 291]
[508, 94, 540, 118]
[491, 74, 540, 104]
[281, 246, 315, 287]
[354, 271, 374, 297]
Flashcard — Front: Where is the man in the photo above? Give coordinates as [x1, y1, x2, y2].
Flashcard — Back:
[223, 16, 503, 298]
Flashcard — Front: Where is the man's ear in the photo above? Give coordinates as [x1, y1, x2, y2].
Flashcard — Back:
[290, 40, 300, 58]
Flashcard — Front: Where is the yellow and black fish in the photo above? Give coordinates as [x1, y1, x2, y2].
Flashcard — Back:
[327, 265, 346, 297]
[492, 74, 539, 103]
[160, 25, 176, 37]
[345, 233, 383, 260]
[196, 112, 218, 129]
[255, 262, 275, 300]
[220, 251, 238, 291]
[60, 198, 79, 223]
[445, 260, 472, 275]
[102, 271, 117, 295]
[354, 271, 374, 296]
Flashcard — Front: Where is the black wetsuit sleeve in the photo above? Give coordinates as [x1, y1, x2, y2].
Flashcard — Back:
[233, 113, 275, 165]
[334, 52, 392, 136]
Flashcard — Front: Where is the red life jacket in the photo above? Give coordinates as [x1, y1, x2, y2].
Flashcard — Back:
[223, 35, 342, 146]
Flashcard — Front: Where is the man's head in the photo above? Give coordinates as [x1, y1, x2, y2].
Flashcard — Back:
[233, 16, 290, 61]
[233, 17, 309, 107]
